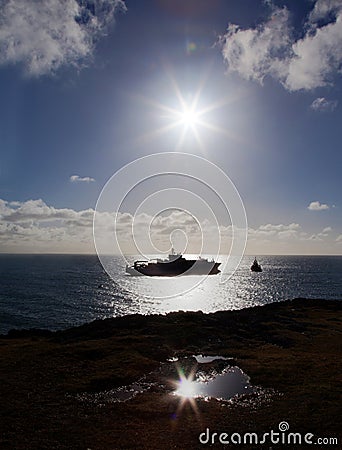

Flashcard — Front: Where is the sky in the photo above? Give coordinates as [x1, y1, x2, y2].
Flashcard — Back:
[0, 0, 341, 255]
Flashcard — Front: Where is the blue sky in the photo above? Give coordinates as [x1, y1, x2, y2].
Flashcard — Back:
[0, 0, 341, 254]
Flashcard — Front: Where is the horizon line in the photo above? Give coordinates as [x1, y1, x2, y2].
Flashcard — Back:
[0, 252, 341, 257]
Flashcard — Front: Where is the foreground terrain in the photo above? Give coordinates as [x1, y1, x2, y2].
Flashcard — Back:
[1, 298, 341, 449]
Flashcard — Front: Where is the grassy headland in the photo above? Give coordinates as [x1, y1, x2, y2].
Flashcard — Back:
[1, 298, 341, 449]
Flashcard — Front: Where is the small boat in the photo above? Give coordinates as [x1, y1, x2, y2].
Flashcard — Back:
[126, 249, 220, 277]
[251, 257, 262, 272]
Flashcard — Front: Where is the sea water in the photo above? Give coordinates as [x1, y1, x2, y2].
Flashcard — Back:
[0, 254, 341, 334]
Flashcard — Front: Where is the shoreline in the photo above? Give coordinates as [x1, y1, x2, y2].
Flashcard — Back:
[1, 298, 341, 449]
[2, 296, 341, 338]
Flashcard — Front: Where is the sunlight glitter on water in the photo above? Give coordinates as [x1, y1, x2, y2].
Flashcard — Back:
[1, 254, 341, 333]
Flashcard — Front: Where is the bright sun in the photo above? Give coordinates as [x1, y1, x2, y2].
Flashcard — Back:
[179, 107, 199, 127]
[136, 71, 239, 152]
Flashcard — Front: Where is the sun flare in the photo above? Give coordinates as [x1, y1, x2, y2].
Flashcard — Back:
[178, 106, 199, 128]
[170, 365, 201, 419]
[134, 69, 244, 153]
[175, 373, 197, 398]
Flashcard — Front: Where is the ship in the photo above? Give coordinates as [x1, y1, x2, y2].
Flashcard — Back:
[125, 249, 221, 277]
[251, 257, 262, 272]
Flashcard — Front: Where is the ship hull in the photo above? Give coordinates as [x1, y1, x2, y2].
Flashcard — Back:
[126, 259, 220, 277]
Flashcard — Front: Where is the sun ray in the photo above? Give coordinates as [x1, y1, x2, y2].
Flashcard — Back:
[191, 124, 206, 154]
[135, 121, 182, 147]
[128, 65, 250, 152]
[196, 119, 249, 145]
[175, 125, 187, 151]
[169, 364, 201, 422]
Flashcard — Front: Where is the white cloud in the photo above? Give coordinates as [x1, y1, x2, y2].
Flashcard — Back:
[221, 1, 342, 91]
[221, 6, 291, 86]
[249, 223, 302, 240]
[309, 226, 332, 240]
[258, 223, 300, 232]
[307, 201, 330, 210]
[246, 222, 341, 254]
[286, 13, 342, 91]
[248, 223, 334, 243]
[308, 0, 342, 23]
[1, 198, 94, 223]
[310, 97, 338, 111]
[0, 201, 226, 253]
[70, 175, 95, 183]
[1, 199, 341, 254]
[0, 198, 96, 252]
[0, 0, 126, 77]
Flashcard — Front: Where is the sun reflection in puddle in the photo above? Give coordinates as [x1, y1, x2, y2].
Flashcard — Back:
[169, 356, 257, 421]
[174, 365, 254, 401]
[175, 368, 197, 398]
[75, 354, 259, 413]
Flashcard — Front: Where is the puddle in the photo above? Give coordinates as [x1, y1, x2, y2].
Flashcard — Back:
[193, 354, 232, 363]
[167, 356, 179, 362]
[174, 366, 255, 401]
[75, 354, 265, 406]
[76, 380, 155, 405]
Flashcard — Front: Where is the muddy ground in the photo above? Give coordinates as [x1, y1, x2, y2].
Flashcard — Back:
[1, 298, 341, 449]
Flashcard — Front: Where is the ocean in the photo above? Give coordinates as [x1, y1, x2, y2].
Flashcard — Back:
[0, 254, 341, 334]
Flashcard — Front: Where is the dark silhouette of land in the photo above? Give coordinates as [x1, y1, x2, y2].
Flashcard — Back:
[1, 298, 341, 449]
